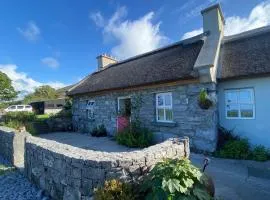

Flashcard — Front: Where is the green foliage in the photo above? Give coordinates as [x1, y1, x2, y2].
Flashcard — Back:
[116, 122, 153, 148]
[142, 158, 212, 200]
[0, 72, 18, 102]
[251, 145, 269, 162]
[1, 111, 39, 135]
[216, 126, 240, 151]
[3, 111, 36, 124]
[23, 85, 59, 103]
[94, 179, 135, 200]
[216, 139, 250, 159]
[91, 124, 107, 137]
[198, 89, 212, 110]
[25, 122, 39, 136]
[215, 127, 269, 161]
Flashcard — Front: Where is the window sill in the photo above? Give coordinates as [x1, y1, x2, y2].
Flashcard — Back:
[152, 121, 177, 127]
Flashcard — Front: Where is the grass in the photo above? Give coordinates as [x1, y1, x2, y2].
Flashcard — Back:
[36, 114, 50, 121]
[0, 164, 15, 175]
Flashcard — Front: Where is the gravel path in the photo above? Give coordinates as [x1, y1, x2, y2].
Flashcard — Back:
[0, 155, 49, 200]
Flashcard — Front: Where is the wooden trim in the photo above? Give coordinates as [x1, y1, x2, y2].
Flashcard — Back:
[69, 79, 200, 98]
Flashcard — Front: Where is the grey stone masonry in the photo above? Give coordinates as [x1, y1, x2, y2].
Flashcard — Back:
[0, 126, 28, 168]
[25, 136, 189, 200]
[72, 82, 218, 152]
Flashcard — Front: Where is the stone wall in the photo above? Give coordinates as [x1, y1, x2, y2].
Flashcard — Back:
[0, 126, 27, 168]
[72, 82, 218, 152]
[25, 136, 189, 200]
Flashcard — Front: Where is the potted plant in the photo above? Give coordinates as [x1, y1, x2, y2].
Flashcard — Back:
[198, 88, 213, 110]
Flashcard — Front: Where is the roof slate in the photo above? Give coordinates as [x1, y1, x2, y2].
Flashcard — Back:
[68, 40, 203, 95]
[218, 31, 270, 80]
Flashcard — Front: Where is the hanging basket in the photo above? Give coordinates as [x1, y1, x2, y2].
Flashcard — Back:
[198, 89, 213, 110]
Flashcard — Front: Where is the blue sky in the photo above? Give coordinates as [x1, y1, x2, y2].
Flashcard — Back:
[0, 0, 269, 97]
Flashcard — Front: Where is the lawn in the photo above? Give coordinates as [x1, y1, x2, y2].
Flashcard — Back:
[0, 164, 15, 175]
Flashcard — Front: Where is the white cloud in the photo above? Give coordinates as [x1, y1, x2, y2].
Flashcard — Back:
[224, 1, 270, 35]
[41, 57, 60, 69]
[89, 11, 105, 27]
[17, 21, 40, 42]
[90, 7, 168, 60]
[0, 64, 65, 98]
[181, 28, 203, 40]
[181, 1, 270, 39]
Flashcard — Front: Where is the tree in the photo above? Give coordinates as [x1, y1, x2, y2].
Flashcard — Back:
[0, 71, 18, 102]
[24, 85, 59, 103]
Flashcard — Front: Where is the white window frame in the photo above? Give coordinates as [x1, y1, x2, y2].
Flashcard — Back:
[225, 88, 255, 120]
[156, 92, 173, 122]
[86, 100, 95, 120]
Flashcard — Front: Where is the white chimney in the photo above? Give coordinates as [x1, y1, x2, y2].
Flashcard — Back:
[194, 4, 225, 83]
[97, 54, 117, 71]
[201, 4, 225, 35]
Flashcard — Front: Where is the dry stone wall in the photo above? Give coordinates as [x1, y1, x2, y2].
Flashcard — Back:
[25, 136, 189, 200]
[0, 126, 27, 168]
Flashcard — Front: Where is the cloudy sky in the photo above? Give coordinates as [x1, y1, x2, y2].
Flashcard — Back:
[0, 0, 270, 97]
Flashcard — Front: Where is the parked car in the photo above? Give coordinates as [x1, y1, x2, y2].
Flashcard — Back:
[4, 105, 33, 112]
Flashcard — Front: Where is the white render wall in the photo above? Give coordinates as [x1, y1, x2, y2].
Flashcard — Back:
[218, 76, 270, 147]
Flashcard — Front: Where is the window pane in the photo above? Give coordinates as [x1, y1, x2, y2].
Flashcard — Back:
[240, 104, 253, 118]
[226, 91, 238, 104]
[227, 104, 239, 118]
[165, 109, 173, 121]
[157, 95, 164, 106]
[239, 90, 252, 104]
[17, 106, 24, 109]
[164, 94, 172, 106]
[157, 109, 165, 121]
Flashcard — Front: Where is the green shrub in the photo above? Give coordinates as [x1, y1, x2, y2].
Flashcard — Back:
[251, 145, 269, 162]
[216, 139, 250, 160]
[25, 122, 39, 136]
[217, 126, 240, 150]
[141, 158, 212, 200]
[94, 179, 135, 200]
[91, 124, 107, 137]
[3, 111, 36, 124]
[116, 122, 153, 148]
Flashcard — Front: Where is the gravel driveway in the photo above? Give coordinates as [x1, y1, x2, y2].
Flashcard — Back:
[0, 155, 49, 200]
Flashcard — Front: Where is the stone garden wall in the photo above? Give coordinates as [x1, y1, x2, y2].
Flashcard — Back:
[24, 136, 189, 200]
[72, 82, 218, 152]
[0, 126, 27, 168]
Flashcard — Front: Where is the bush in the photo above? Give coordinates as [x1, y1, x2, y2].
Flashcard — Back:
[215, 126, 269, 161]
[141, 158, 212, 200]
[3, 111, 36, 124]
[91, 124, 107, 137]
[94, 179, 135, 200]
[116, 122, 153, 148]
[217, 126, 240, 150]
[251, 145, 269, 162]
[216, 139, 250, 160]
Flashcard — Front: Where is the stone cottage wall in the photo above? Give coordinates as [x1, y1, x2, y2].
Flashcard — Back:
[72, 82, 218, 152]
[0, 126, 27, 168]
[25, 136, 189, 200]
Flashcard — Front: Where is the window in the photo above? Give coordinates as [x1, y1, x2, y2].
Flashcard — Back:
[156, 93, 173, 122]
[86, 100, 95, 119]
[25, 106, 31, 108]
[225, 88, 255, 119]
[17, 106, 24, 109]
[9, 106, 16, 110]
